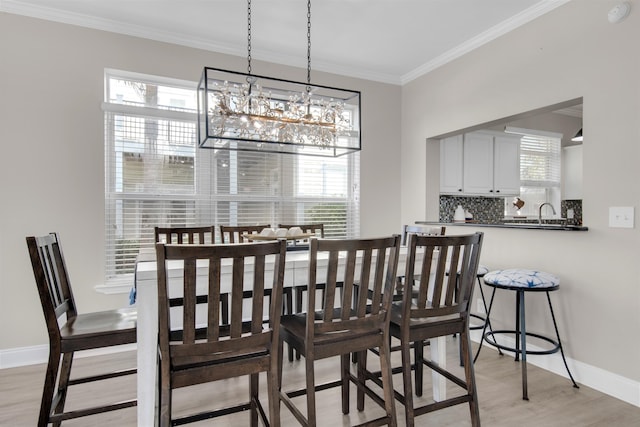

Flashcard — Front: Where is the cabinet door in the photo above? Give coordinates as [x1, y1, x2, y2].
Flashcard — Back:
[463, 132, 493, 195]
[440, 135, 464, 194]
[493, 135, 521, 195]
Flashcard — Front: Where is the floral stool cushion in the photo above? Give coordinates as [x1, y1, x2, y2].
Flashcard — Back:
[483, 269, 559, 290]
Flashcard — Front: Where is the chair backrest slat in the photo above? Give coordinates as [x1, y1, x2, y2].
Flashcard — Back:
[182, 257, 197, 344]
[403, 233, 483, 322]
[207, 257, 222, 341]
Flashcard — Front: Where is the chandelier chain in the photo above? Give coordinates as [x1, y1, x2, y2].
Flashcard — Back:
[307, 0, 312, 86]
[247, 0, 252, 75]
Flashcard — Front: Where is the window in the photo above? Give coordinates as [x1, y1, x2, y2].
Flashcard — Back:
[104, 70, 360, 282]
[505, 129, 561, 217]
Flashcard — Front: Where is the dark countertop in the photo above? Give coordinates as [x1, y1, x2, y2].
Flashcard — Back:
[416, 221, 589, 231]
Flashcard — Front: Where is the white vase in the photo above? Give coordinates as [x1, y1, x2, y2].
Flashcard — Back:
[454, 205, 466, 222]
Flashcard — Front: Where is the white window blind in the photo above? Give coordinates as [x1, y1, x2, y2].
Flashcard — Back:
[507, 131, 561, 217]
[519, 135, 561, 188]
[104, 70, 360, 281]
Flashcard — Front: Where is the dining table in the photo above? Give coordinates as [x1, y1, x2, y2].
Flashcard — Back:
[134, 244, 448, 426]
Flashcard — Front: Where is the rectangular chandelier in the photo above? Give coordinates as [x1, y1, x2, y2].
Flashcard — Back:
[197, 67, 361, 157]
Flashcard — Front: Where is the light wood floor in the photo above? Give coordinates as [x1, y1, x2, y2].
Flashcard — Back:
[2, 337, 640, 426]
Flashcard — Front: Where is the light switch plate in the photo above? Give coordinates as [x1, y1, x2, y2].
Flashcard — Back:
[609, 207, 635, 228]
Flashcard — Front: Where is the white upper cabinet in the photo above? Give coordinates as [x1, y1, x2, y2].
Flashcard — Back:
[440, 135, 464, 194]
[440, 131, 520, 196]
[463, 132, 494, 195]
[493, 134, 521, 195]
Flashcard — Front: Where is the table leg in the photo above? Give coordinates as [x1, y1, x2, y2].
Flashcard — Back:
[430, 335, 447, 401]
[137, 281, 158, 426]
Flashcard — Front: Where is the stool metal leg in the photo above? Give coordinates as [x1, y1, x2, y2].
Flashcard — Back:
[518, 290, 529, 400]
[546, 291, 579, 389]
[514, 292, 521, 362]
[474, 287, 498, 363]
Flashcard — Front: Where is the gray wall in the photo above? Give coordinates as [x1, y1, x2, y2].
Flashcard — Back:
[2, 0, 639, 406]
[401, 0, 640, 390]
[0, 12, 401, 350]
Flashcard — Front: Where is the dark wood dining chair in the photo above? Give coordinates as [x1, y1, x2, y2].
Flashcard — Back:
[154, 226, 215, 244]
[360, 232, 484, 427]
[278, 235, 401, 427]
[26, 233, 137, 427]
[219, 224, 271, 243]
[220, 223, 295, 361]
[156, 239, 287, 427]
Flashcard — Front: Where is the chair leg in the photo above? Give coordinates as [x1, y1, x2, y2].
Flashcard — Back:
[268, 354, 281, 427]
[340, 354, 350, 414]
[295, 287, 304, 360]
[38, 348, 61, 427]
[51, 352, 73, 427]
[356, 350, 366, 411]
[461, 327, 481, 427]
[277, 335, 285, 400]
[305, 353, 317, 426]
[379, 335, 398, 427]
[414, 339, 424, 397]
[400, 336, 416, 427]
[159, 358, 172, 427]
[250, 373, 259, 427]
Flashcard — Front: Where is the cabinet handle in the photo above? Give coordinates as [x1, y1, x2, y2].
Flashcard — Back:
[496, 190, 500, 193]
[458, 189, 462, 192]
[489, 189, 493, 192]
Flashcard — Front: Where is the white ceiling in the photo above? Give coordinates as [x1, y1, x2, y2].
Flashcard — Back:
[1, 0, 570, 84]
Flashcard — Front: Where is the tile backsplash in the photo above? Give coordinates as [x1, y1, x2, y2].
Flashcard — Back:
[439, 196, 504, 223]
[439, 195, 583, 225]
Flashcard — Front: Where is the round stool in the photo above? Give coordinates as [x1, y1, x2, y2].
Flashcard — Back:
[475, 269, 579, 400]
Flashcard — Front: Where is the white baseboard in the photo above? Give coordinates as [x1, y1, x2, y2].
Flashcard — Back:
[2, 337, 638, 408]
[0, 344, 137, 370]
[468, 330, 640, 407]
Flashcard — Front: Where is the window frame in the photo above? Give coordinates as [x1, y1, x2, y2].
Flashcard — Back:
[102, 69, 360, 289]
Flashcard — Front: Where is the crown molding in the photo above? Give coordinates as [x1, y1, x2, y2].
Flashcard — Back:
[400, 0, 572, 85]
[2, 0, 569, 87]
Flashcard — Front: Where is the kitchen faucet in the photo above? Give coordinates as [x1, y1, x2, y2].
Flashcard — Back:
[538, 202, 556, 224]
